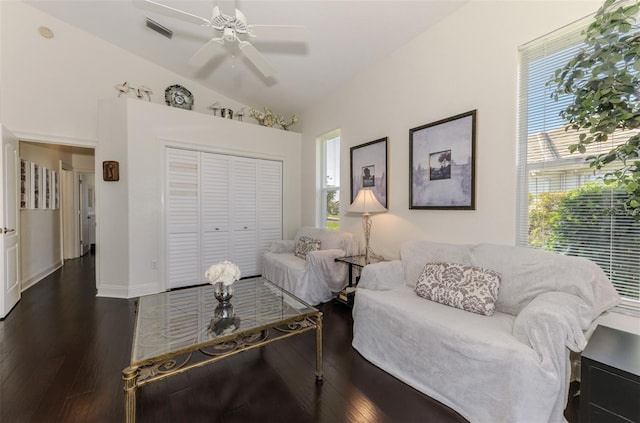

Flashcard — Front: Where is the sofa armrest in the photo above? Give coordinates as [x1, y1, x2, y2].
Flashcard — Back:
[357, 260, 405, 291]
[307, 248, 346, 261]
[513, 291, 588, 354]
[265, 239, 295, 254]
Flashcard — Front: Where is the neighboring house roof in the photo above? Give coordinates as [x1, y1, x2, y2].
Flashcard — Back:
[527, 126, 639, 171]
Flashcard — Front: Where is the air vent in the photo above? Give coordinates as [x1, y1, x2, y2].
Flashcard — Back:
[146, 17, 173, 39]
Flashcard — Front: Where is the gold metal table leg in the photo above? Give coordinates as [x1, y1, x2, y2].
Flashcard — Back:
[315, 313, 323, 381]
[123, 366, 138, 423]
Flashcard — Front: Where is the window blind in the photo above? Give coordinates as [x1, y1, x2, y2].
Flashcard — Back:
[516, 8, 640, 309]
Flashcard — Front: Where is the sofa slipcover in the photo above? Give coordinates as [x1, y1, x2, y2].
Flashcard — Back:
[262, 227, 357, 305]
[352, 241, 620, 423]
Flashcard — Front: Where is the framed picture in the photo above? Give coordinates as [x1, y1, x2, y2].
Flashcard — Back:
[30, 162, 41, 209]
[103, 161, 119, 181]
[409, 110, 476, 210]
[350, 137, 388, 208]
[20, 159, 30, 209]
[53, 171, 59, 210]
[44, 167, 51, 209]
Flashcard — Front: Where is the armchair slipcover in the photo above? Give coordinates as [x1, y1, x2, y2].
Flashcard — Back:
[262, 227, 357, 305]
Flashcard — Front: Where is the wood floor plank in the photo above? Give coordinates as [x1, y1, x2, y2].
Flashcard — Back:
[0, 255, 580, 422]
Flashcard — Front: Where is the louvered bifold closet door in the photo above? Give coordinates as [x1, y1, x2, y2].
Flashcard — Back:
[231, 157, 259, 277]
[166, 148, 201, 289]
[258, 159, 283, 273]
[201, 153, 231, 279]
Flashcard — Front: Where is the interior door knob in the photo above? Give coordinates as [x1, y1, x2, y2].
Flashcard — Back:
[2, 227, 15, 234]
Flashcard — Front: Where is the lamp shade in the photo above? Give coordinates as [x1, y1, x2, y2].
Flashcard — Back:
[348, 188, 387, 214]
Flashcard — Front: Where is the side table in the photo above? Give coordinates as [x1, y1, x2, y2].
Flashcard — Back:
[334, 255, 384, 306]
[580, 325, 640, 423]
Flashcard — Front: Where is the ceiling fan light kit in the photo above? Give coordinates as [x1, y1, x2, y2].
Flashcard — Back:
[136, 0, 306, 77]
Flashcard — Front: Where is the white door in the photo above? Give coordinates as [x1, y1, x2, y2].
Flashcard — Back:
[79, 173, 90, 256]
[61, 168, 77, 259]
[231, 157, 258, 277]
[166, 148, 201, 289]
[1, 125, 20, 318]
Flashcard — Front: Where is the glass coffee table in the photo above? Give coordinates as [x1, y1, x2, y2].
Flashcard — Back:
[122, 277, 322, 423]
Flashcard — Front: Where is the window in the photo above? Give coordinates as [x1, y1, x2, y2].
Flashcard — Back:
[319, 130, 340, 230]
[517, 15, 640, 309]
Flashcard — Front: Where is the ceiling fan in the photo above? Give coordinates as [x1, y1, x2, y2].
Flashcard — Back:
[136, 0, 306, 77]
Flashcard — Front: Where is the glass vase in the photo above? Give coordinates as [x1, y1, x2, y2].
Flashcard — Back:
[213, 282, 234, 304]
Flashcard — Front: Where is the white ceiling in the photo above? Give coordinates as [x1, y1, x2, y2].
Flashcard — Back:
[23, 0, 468, 116]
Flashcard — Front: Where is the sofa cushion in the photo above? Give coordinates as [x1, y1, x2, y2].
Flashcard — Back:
[414, 262, 501, 316]
[472, 243, 620, 317]
[294, 236, 321, 260]
[295, 226, 355, 252]
[401, 241, 474, 288]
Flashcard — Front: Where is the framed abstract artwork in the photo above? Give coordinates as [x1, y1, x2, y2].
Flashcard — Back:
[350, 137, 388, 208]
[409, 110, 476, 210]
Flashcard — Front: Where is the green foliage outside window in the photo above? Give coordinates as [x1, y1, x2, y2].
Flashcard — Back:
[549, 0, 640, 218]
[529, 182, 640, 299]
[326, 190, 340, 230]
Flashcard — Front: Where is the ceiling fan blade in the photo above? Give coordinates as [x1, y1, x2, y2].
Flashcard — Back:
[248, 25, 306, 42]
[238, 41, 274, 78]
[188, 37, 225, 67]
[135, 0, 211, 27]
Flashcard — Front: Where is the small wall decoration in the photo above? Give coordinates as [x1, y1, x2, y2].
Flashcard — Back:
[350, 137, 388, 208]
[44, 167, 51, 209]
[22, 160, 58, 210]
[409, 110, 476, 210]
[165, 84, 193, 110]
[115, 81, 153, 101]
[53, 171, 59, 210]
[103, 161, 120, 181]
[30, 162, 41, 209]
[20, 159, 30, 209]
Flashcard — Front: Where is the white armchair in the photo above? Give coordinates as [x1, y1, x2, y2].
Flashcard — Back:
[262, 227, 358, 305]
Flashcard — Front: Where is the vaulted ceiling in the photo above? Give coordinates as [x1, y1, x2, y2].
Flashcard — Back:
[23, 0, 468, 116]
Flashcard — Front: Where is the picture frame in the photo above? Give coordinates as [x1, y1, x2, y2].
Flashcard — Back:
[409, 110, 476, 210]
[53, 171, 59, 210]
[30, 162, 41, 209]
[103, 161, 119, 181]
[44, 167, 51, 209]
[20, 159, 30, 209]
[350, 137, 388, 208]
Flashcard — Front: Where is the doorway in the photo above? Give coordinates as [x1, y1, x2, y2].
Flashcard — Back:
[18, 141, 95, 289]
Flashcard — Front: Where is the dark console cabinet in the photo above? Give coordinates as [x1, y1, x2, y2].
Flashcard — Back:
[580, 325, 640, 423]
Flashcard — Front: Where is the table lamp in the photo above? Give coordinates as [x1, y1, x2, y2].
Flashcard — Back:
[347, 188, 387, 263]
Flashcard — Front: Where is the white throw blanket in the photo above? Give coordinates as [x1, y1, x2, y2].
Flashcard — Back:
[262, 227, 358, 305]
[353, 241, 621, 423]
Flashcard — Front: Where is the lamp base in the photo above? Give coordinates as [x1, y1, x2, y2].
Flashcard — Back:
[362, 213, 383, 264]
[363, 247, 384, 265]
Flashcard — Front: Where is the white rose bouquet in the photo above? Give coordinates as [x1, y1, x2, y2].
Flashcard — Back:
[205, 261, 241, 286]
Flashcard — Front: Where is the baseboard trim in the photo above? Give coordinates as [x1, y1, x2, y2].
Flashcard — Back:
[21, 262, 64, 292]
[97, 282, 160, 299]
[96, 284, 130, 299]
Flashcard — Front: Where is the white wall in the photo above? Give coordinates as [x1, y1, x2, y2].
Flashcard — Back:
[0, 1, 256, 294]
[300, 0, 601, 259]
[18, 142, 68, 288]
[0, 1, 248, 145]
[97, 98, 301, 298]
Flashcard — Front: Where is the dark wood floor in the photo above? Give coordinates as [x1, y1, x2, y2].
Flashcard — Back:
[0, 255, 579, 422]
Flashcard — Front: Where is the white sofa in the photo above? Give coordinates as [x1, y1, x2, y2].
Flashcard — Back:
[262, 227, 357, 305]
[352, 241, 620, 423]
